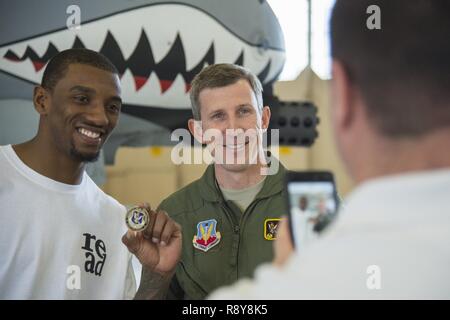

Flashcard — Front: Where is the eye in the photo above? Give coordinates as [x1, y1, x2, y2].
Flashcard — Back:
[108, 103, 121, 114]
[238, 107, 251, 116]
[74, 95, 89, 104]
[211, 112, 225, 120]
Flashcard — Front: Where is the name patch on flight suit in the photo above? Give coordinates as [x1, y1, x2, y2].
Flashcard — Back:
[193, 219, 221, 252]
[264, 218, 281, 240]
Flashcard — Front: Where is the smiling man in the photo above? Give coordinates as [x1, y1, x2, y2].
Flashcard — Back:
[0, 48, 181, 299]
[137, 64, 288, 300]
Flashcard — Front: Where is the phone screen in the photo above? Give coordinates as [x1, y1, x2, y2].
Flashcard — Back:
[287, 181, 337, 250]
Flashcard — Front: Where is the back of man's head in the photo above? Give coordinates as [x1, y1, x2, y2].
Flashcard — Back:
[41, 48, 118, 92]
[331, 0, 450, 137]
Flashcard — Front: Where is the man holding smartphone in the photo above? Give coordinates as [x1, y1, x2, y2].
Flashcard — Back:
[209, 0, 450, 299]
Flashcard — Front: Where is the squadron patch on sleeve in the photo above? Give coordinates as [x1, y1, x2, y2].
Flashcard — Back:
[264, 218, 281, 240]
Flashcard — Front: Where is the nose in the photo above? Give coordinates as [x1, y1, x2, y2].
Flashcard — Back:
[222, 115, 243, 134]
[86, 102, 109, 127]
[222, 117, 245, 144]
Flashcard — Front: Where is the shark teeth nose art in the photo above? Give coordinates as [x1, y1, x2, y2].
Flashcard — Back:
[0, 4, 285, 109]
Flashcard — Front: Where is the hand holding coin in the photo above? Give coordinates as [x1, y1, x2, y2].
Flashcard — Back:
[122, 202, 182, 276]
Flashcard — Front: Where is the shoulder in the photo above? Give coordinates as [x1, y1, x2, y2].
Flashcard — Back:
[0, 147, 11, 178]
[84, 173, 126, 214]
[0, 145, 16, 175]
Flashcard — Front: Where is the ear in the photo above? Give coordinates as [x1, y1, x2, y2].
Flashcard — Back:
[261, 106, 271, 131]
[33, 86, 51, 115]
[330, 60, 355, 132]
[188, 118, 203, 144]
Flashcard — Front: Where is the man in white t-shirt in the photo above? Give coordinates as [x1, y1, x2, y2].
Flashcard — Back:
[209, 0, 450, 299]
[0, 49, 181, 299]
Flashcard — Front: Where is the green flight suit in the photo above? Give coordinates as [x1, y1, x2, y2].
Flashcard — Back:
[158, 161, 288, 299]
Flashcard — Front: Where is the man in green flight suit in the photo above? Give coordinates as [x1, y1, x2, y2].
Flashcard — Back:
[161, 64, 288, 299]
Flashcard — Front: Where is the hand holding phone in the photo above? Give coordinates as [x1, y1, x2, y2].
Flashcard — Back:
[285, 171, 339, 250]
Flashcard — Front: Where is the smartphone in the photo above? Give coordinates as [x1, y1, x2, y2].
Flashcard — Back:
[285, 171, 339, 250]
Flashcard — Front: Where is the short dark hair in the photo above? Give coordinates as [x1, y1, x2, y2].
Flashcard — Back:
[331, 0, 450, 137]
[190, 64, 263, 120]
[41, 48, 118, 91]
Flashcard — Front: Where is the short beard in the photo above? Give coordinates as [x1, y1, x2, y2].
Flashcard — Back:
[69, 142, 100, 163]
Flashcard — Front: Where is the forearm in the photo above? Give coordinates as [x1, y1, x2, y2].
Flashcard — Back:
[134, 268, 174, 300]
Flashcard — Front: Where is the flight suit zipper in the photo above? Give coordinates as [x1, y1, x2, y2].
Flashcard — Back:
[219, 201, 241, 281]
[218, 197, 263, 280]
[235, 198, 263, 278]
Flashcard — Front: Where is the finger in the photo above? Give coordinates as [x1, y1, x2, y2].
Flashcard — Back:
[143, 209, 157, 240]
[140, 202, 154, 236]
[121, 230, 141, 254]
[151, 210, 169, 244]
[158, 210, 173, 245]
[161, 220, 182, 243]
[159, 219, 177, 246]
[141, 202, 151, 212]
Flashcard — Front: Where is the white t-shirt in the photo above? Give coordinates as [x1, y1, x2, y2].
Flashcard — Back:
[0, 145, 136, 299]
[209, 169, 450, 299]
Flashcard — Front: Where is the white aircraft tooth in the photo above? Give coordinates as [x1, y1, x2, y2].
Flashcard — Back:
[49, 30, 78, 52]
[124, 72, 190, 109]
[265, 50, 286, 83]
[213, 26, 243, 65]
[108, 12, 144, 61]
[122, 70, 161, 108]
[27, 37, 50, 57]
[74, 21, 109, 52]
[0, 47, 8, 60]
[136, 71, 166, 106]
[243, 45, 272, 77]
[1, 41, 28, 59]
[142, 6, 181, 64]
[160, 73, 190, 107]
[0, 57, 43, 84]
[176, 7, 215, 71]
[119, 69, 136, 101]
